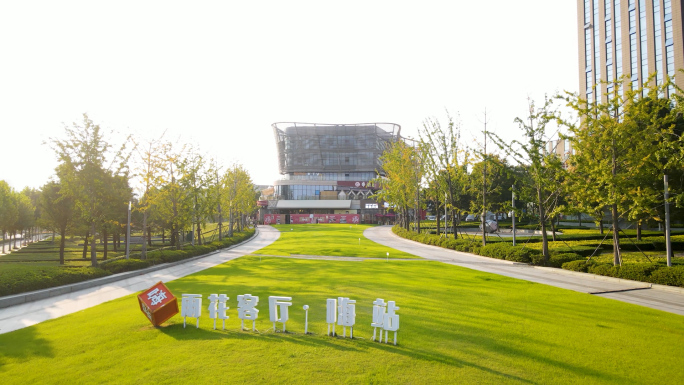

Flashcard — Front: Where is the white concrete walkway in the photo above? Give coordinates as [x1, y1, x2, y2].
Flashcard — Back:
[364, 226, 684, 316]
[0, 227, 279, 334]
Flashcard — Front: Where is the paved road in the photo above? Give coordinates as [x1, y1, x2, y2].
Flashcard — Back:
[364, 226, 684, 316]
[0, 227, 279, 335]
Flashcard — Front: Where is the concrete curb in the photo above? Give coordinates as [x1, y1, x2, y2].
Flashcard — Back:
[388, 227, 684, 295]
[0, 229, 259, 309]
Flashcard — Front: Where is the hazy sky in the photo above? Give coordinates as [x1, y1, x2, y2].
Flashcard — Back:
[0, 1, 578, 191]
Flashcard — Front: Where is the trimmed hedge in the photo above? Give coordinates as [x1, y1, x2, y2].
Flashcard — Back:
[394, 226, 684, 288]
[102, 230, 255, 274]
[2, 229, 256, 297]
[0, 266, 110, 297]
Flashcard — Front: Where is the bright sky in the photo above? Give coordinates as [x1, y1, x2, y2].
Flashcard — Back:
[0, 0, 578, 191]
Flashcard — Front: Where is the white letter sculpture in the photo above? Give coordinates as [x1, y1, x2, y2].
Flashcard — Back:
[269, 296, 292, 332]
[371, 298, 387, 342]
[237, 294, 259, 331]
[384, 301, 400, 345]
[326, 298, 337, 336]
[208, 294, 229, 330]
[181, 294, 202, 328]
[303, 305, 310, 334]
[337, 297, 356, 338]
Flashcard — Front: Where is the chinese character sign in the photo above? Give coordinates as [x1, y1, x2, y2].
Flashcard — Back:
[237, 294, 259, 331]
[384, 301, 400, 345]
[337, 297, 356, 338]
[181, 294, 202, 328]
[208, 294, 229, 330]
[137, 281, 179, 327]
[269, 296, 292, 332]
[326, 298, 337, 336]
[371, 298, 386, 341]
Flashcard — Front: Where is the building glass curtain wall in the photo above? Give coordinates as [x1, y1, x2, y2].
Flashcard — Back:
[266, 123, 403, 223]
[578, 0, 684, 101]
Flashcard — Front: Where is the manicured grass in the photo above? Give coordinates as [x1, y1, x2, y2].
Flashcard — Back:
[1, 256, 683, 384]
[254, 224, 421, 259]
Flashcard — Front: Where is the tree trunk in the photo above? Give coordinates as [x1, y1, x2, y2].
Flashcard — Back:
[141, 211, 148, 259]
[435, 198, 441, 236]
[636, 220, 642, 241]
[611, 203, 620, 266]
[550, 216, 557, 242]
[90, 221, 98, 267]
[82, 231, 89, 259]
[162, 228, 166, 245]
[538, 188, 549, 263]
[578, 213, 582, 227]
[59, 227, 66, 265]
[196, 222, 202, 245]
[452, 209, 459, 240]
[228, 209, 234, 237]
[103, 228, 108, 260]
[148, 226, 153, 247]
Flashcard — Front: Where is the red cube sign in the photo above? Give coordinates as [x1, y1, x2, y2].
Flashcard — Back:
[137, 281, 179, 326]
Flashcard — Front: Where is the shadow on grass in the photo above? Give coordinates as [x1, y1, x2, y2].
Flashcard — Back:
[156, 323, 364, 353]
[0, 327, 55, 369]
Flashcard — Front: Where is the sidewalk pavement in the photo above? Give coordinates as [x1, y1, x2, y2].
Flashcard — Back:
[0, 227, 280, 335]
[364, 226, 684, 316]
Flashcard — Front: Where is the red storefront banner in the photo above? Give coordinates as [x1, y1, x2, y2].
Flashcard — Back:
[290, 214, 360, 224]
[263, 214, 286, 225]
[337, 181, 377, 189]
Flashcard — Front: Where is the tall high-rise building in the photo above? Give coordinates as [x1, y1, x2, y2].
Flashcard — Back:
[578, 0, 684, 101]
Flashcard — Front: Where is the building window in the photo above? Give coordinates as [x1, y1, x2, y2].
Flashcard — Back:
[654, 0, 663, 87]
[639, 0, 648, 90]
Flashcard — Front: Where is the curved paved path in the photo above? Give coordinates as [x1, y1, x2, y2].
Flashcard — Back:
[364, 226, 684, 316]
[0, 227, 279, 335]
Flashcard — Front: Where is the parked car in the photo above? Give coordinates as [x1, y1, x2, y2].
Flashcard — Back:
[496, 213, 508, 220]
[479, 220, 498, 233]
[465, 214, 476, 222]
[427, 215, 436, 221]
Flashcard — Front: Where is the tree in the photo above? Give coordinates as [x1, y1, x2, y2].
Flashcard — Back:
[132, 135, 169, 259]
[419, 112, 470, 238]
[40, 181, 75, 264]
[559, 80, 676, 265]
[374, 140, 422, 230]
[490, 97, 565, 262]
[0, 181, 18, 253]
[50, 114, 131, 267]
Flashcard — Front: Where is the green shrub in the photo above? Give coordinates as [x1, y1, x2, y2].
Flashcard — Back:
[0, 266, 111, 297]
[550, 246, 598, 258]
[614, 263, 660, 282]
[588, 263, 617, 277]
[648, 266, 684, 287]
[547, 253, 584, 268]
[562, 260, 596, 272]
[101, 259, 153, 274]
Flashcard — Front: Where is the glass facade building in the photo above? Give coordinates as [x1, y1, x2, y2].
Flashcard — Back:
[265, 123, 402, 221]
[578, 0, 684, 100]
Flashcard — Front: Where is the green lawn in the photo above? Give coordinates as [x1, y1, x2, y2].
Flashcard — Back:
[254, 224, 421, 259]
[1, 256, 683, 384]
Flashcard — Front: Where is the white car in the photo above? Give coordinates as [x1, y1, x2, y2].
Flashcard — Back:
[465, 214, 476, 222]
[427, 215, 436, 221]
[479, 220, 498, 233]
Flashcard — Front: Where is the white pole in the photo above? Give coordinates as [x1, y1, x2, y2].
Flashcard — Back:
[303, 305, 309, 334]
[386, 252, 389, 262]
[125, 201, 131, 259]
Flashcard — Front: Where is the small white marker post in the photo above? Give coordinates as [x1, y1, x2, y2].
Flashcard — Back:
[303, 305, 309, 334]
[386, 252, 389, 262]
[359, 238, 360, 245]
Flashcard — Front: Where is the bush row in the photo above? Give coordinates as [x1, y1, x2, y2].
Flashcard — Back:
[393, 225, 684, 288]
[0, 266, 110, 297]
[561, 260, 684, 287]
[393, 226, 584, 267]
[100, 230, 255, 274]
[0, 230, 256, 297]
